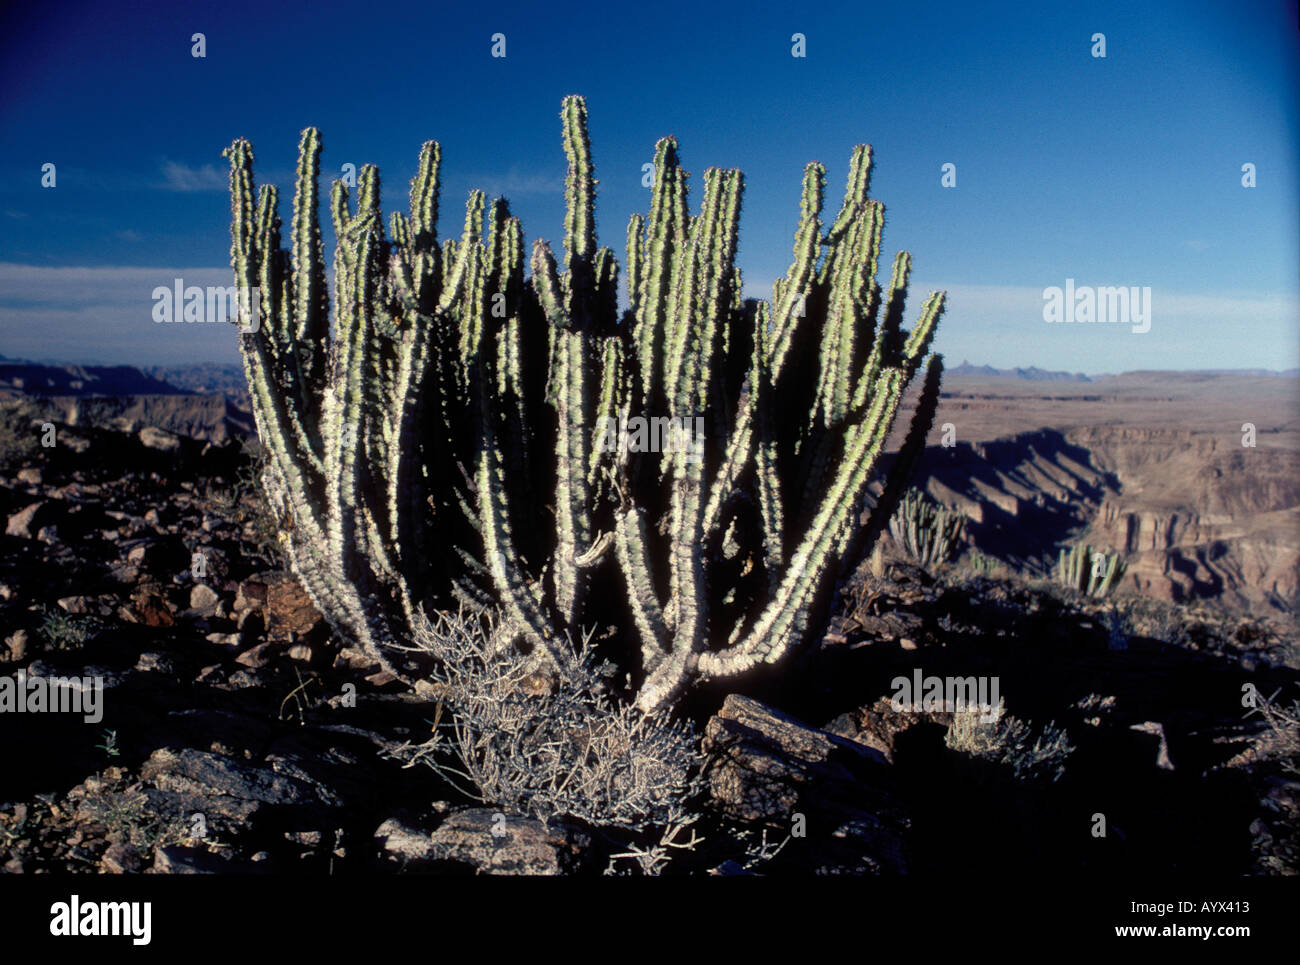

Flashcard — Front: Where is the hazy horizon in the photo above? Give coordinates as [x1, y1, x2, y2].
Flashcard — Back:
[3, 348, 1296, 382]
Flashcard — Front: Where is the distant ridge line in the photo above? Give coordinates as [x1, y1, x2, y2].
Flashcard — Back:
[2, 355, 1294, 391]
[947, 360, 1092, 382]
[946, 360, 1298, 381]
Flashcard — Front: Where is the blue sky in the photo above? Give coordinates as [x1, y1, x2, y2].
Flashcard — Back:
[0, 0, 1296, 373]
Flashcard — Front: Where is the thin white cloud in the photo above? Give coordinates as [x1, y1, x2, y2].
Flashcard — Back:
[0, 263, 241, 365]
[460, 166, 565, 198]
[931, 283, 1300, 325]
[735, 278, 1299, 372]
[2, 266, 1296, 371]
[160, 159, 228, 192]
[0, 263, 233, 307]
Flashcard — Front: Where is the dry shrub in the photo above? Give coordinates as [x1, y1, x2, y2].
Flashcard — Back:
[385, 606, 704, 834]
[945, 698, 1074, 783]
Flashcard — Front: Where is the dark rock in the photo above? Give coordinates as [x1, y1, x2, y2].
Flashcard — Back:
[129, 589, 175, 627]
[286, 644, 313, 664]
[374, 816, 436, 870]
[56, 596, 96, 615]
[235, 641, 280, 669]
[219, 669, 263, 690]
[420, 808, 596, 875]
[1129, 721, 1175, 771]
[193, 664, 224, 684]
[235, 608, 264, 634]
[6, 501, 62, 539]
[139, 426, 181, 452]
[265, 576, 325, 639]
[148, 709, 271, 758]
[140, 747, 341, 825]
[233, 578, 269, 613]
[25, 661, 124, 692]
[150, 845, 231, 874]
[134, 652, 178, 675]
[702, 694, 910, 874]
[708, 859, 756, 875]
[825, 697, 954, 764]
[105, 562, 142, 586]
[4, 630, 28, 662]
[189, 584, 220, 616]
[125, 536, 190, 575]
[333, 646, 379, 673]
[101, 842, 144, 874]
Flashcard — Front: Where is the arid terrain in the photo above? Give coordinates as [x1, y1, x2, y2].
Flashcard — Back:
[0, 360, 1296, 875]
[899, 369, 1300, 613]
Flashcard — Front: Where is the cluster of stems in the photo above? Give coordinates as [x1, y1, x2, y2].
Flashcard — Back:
[223, 95, 945, 714]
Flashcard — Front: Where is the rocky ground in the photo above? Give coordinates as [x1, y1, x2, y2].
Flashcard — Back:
[0, 415, 1297, 875]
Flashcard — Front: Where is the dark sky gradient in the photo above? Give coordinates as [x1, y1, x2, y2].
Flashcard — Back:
[0, 0, 1296, 371]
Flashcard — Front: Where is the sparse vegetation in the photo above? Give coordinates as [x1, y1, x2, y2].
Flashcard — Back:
[0, 398, 41, 473]
[1075, 693, 1118, 727]
[78, 787, 195, 853]
[1251, 687, 1300, 778]
[1122, 596, 1189, 646]
[385, 606, 704, 837]
[37, 605, 93, 649]
[278, 668, 324, 724]
[204, 436, 284, 568]
[1104, 604, 1133, 650]
[945, 698, 1074, 783]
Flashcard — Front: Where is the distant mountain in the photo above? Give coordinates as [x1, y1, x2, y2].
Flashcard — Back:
[0, 359, 184, 396]
[0, 356, 252, 442]
[947, 361, 1092, 382]
[0, 356, 252, 407]
[144, 363, 249, 405]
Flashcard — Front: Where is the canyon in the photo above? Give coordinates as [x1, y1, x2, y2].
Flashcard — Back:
[894, 370, 1300, 614]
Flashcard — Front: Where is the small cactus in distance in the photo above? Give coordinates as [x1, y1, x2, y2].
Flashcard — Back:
[888, 488, 966, 569]
[966, 549, 999, 577]
[1057, 544, 1127, 598]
